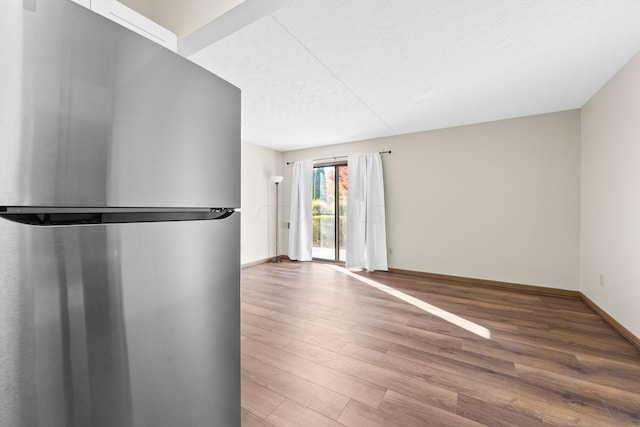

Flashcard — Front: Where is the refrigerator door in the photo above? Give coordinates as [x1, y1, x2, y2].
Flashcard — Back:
[0, 214, 240, 427]
[0, 0, 240, 209]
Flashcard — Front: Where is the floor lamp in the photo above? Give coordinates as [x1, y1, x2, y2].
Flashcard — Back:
[271, 175, 284, 262]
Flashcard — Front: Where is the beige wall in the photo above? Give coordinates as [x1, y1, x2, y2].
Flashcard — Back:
[581, 52, 640, 337]
[282, 111, 581, 290]
[240, 141, 283, 265]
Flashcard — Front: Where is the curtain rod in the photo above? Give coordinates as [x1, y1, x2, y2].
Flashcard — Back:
[286, 150, 391, 165]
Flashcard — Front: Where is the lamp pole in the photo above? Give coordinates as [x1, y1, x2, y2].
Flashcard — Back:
[272, 176, 283, 262]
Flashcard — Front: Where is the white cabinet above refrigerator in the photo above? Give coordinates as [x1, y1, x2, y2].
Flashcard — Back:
[69, 0, 177, 51]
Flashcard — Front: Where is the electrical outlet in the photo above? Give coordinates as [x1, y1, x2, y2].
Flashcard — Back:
[599, 273, 605, 287]
[388, 247, 392, 255]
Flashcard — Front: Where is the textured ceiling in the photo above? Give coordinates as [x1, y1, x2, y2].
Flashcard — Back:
[188, 0, 640, 151]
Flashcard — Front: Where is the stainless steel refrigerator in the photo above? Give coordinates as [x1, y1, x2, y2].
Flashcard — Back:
[0, 1, 241, 426]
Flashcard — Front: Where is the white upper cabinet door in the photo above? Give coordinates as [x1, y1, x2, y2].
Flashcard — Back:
[68, 0, 177, 51]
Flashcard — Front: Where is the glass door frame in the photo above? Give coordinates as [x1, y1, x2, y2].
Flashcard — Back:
[312, 161, 347, 262]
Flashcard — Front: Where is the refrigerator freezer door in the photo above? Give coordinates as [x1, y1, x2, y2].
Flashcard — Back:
[0, 0, 240, 209]
[0, 214, 241, 427]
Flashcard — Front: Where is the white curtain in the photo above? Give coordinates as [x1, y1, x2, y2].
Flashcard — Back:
[346, 153, 388, 271]
[288, 160, 313, 261]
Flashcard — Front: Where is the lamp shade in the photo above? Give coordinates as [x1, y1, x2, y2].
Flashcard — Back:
[272, 175, 284, 183]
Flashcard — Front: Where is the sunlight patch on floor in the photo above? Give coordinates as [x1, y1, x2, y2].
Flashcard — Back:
[328, 265, 491, 339]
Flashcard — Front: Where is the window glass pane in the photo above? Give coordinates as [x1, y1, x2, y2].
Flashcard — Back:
[312, 166, 335, 260]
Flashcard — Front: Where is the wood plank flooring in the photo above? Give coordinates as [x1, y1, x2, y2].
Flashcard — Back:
[240, 261, 640, 426]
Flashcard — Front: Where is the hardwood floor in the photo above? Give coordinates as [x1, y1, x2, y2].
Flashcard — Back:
[240, 261, 640, 426]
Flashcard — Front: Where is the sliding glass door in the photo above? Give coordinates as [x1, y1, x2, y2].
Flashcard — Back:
[312, 164, 348, 261]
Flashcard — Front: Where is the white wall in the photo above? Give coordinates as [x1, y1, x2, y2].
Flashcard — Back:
[240, 141, 283, 265]
[282, 111, 581, 290]
[581, 52, 640, 337]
